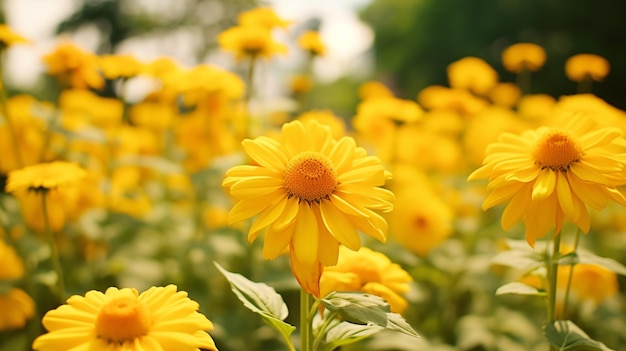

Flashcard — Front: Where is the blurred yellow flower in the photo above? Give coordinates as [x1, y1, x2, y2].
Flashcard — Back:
[447, 56, 499, 96]
[129, 101, 176, 131]
[468, 115, 626, 246]
[42, 41, 104, 90]
[358, 81, 394, 100]
[32, 285, 218, 351]
[488, 82, 521, 108]
[0, 239, 25, 280]
[320, 246, 412, 313]
[218, 25, 287, 60]
[563, 263, 618, 304]
[298, 30, 326, 56]
[5, 161, 87, 193]
[60, 89, 124, 129]
[296, 109, 346, 140]
[99, 54, 144, 80]
[417, 85, 488, 115]
[289, 74, 314, 94]
[237, 7, 291, 29]
[0, 288, 35, 331]
[0, 24, 30, 47]
[222, 120, 394, 296]
[565, 53, 610, 82]
[501, 43, 546, 73]
[517, 94, 556, 124]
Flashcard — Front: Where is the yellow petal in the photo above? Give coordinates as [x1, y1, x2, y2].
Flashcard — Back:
[282, 120, 309, 157]
[248, 196, 289, 240]
[555, 172, 577, 221]
[262, 221, 294, 260]
[292, 202, 318, 265]
[329, 137, 356, 174]
[317, 224, 339, 266]
[242, 137, 288, 170]
[501, 184, 532, 229]
[289, 249, 322, 297]
[482, 181, 524, 210]
[319, 200, 360, 251]
[569, 162, 607, 184]
[531, 169, 556, 200]
[229, 177, 283, 198]
[567, 172, 609, 209]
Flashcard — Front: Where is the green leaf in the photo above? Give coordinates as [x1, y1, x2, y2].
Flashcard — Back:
[321, 291, 390, 327]
[323, 320, 384, 351]
[214, 262, 296, 351]
[544, 320, 615, 351]
[385, 312, 420, 338]
[490, 242, 544, 272]
[495, 282, 545, 297]
[576, 249, 626, 276]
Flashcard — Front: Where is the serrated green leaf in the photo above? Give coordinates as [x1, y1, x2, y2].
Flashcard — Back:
[323, 320, 384, 351]
[321, 292, 390, 327]
[544, 320, 615, 351]
[214, 262, 295, 350]
[495, 282, 545, 296]
[386, 312, 420, 338]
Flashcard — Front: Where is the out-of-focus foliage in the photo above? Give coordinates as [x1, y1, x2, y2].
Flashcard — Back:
[360, 0, 626, 110]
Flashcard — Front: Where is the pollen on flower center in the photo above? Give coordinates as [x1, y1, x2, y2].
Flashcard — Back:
[533, 131, 583, 171]
[284, 151, 338, 203]
[96, 296, 152, 343]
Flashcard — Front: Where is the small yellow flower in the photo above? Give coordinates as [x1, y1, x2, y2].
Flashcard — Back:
[468, 115, 626, 246]
[60, 89, 124, 129]
[289, 74, 314, 94]
[358, 81, 394, 100]
[42, 41, 104, 90]
[0, 24, 30, 47]
[237, 7, 291, 29]
[0, 239, 25, 280]
[217, 25, 287, 60]
[517, 94, 556, 123]
[488, 82, 521, 108]
[222, 120, 394, 296]
[417, 85, 488, 115]
[0, 288, 35, 331]
[99, 54, 144, 80]
[447, 57, 499, 96]
[565, 54, 610, 82]
[298, 30, 326, 56]
[5, 161, 87, 193]
[320, 246, 412, 313]
[501, 43, 547, 73]
[32, 285, 218, 351]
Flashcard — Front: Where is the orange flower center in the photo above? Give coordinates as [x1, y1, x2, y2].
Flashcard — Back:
[96, 296, 152, 343]
[284, 151, 338, 203]
[533, 131, 582, 172]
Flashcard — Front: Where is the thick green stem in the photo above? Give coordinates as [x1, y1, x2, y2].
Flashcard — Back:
[547, 230, 561, 351]
[562, 229, 581, 318]
[300, 288, 313, 351]
[41, 191, 66, 300]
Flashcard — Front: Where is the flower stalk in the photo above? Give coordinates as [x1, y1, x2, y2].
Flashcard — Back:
[300, 288, 313, 351]
[40, 190, 66, 300]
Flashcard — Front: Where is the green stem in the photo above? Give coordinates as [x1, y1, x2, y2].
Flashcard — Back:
[562, 229, 581, 318]
[300, 288, 313, 351]
[41, 190, 66, 300]
[242, 56, 257, 140]
[0, 48, 24, 168]
[516, 68, 532, 95]
[313, 310, 337, 351]
[547, 230, 561, 351]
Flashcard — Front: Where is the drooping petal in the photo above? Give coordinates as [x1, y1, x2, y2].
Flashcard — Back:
[319, 200, 361, 250]
[289, 249, 322, 297]
[501, 183, 532, 229]
[531, 169, 556, 200]
[555, 172, 578, 221]
[248, 196, 289, 240]
[291, 202, 318, 265]
[262, 221, 295, 260]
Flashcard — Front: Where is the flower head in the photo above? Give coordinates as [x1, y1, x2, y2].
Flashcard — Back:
[468, 115, 626, 246]
[320, 246, 412, 313]
[99, 54, 145, 80]
[6, 161, 87, 193]
[565, 54, 610, 82]
[222, 120, 394, 296]
[217, 25, 287, 60]
[237, 7, 291, 29]
[447, 57, 498, 96]
[0, 240, 35, 330]
[358, 81, 394, 100]
[501, 43, 547, 73]
[42, 41, 104, 89]
[298, 30, 326, 56]
[32, 285, 217, 351]
[0, 24, 30, 48]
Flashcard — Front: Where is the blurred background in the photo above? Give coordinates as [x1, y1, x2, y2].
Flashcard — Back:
[2, 0, 626, 116]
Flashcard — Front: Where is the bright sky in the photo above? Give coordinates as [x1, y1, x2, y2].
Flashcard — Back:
[3, 0, 375, 89]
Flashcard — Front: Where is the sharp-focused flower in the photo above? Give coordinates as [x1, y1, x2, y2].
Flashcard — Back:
[217, 25, 287, 60]
[0, 24, 30, 47]
[468, 115, 626, 246]
[501, 43, 547, 73]
[42, 41, 104, 90]
[447, 57, 499, 96]
[5, 161, 87, 193]
[297, 30, 326, 56]
[237, 7, 291, 29]
[565, 54, 610, 82]
[320, 246, 412, 313]
[32, 285, 217, 351]
[222, 120, 394, 296]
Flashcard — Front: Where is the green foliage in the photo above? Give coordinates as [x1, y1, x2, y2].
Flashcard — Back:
[544, 320, 615, 351]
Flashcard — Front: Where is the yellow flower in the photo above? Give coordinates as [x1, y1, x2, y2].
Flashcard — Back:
[388, 181, 455, 257]
[289, 74, 314, 94]
[358, 81, 394, 100]
[222, 120, 394, 296]
[417, 85, 488, 115]
[565, 54, 610, 82]
[488, 82, 521, 108]
[237, 7, 291, 29]
[42, 41, 104, 90]
[60, 89, 124, 129]
[501, 43, 546, 73]
[5, 161, 87, 193]
[99, 54, 144, 80]
[517, 94, 556, 124]
[298, 30, 326, 56]
[320, 246, 412, 313]
[0, 24, 30, 47]
[468, 115, 626, 246]
[129, 101, 176, 131]
[217, 25, 287, 60]
[32, 285, 217, 351]
[0, 239, 25, 280]
[447, 57, 499, 96]
[0, 288, 35, 331]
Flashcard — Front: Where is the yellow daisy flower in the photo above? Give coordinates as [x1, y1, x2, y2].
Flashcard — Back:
[358, 81, 394, 100]
[320, 246, 412, 313]
[222, 119, 394, 296]
[447, 56, 499, 96]
[565, 53, 610, 82]
[42, 41, 104, 90]
[0, 288, 35, 331]
[237, 7, 291, 30]
[32, 285, 217, 351]
[217, 25, 287, 60]
[5, 161, 87, 193]
[501, 43, 547, 73]
[297, 30, 326, 56]
[468, 115, 626, 246]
